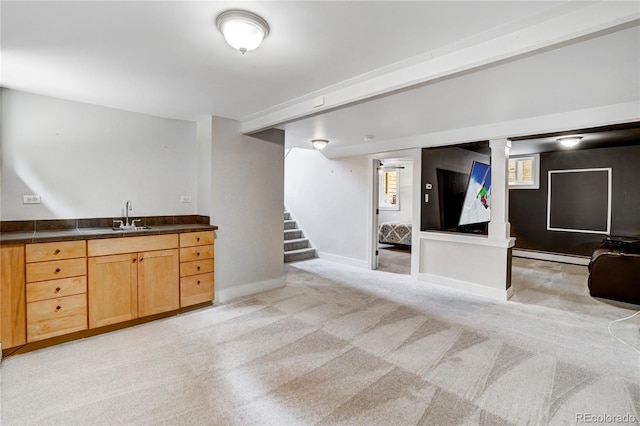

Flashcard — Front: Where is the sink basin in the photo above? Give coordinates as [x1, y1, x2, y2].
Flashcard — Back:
[112, 226, 152, 231]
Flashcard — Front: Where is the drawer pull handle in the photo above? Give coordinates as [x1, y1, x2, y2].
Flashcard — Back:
[54, 249, 61, 255]
[55, 287, 61, 293]
[197, 280, 201, 285]
[139, 257, 144, 262]
[197, 237, 200, 242]
[197, 266, 201, 271]
[196, 252, 200, 257]
[55, 268, 61, 274]
[55, 306, 61, 311]
[132, 258, 137, 263]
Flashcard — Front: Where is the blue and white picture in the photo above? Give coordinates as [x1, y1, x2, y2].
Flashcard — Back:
[458, 161, 491, 226]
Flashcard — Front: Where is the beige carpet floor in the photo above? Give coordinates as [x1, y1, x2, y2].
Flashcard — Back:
[1, 257, 639, 425]
[377, 245, 411, 275]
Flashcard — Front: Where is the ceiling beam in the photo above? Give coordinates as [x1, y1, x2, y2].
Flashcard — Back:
[239, 1, 639, 135]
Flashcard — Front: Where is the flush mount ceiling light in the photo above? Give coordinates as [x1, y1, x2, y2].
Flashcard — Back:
[557, 136, 582, 147]
[215, 10, 270, 54]
[311, 139, 329, 150]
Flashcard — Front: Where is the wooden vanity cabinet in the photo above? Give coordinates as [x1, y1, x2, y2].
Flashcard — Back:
[87, 235, 179, 329]
[24, 240, 88, 342]
[2, 228, 213, 354]
[179, 231, 215, 307]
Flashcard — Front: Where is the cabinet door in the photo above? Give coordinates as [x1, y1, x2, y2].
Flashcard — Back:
[138, 249, 179, 317]
[1, 244, 27, 348]
[88, 253, 138, 329]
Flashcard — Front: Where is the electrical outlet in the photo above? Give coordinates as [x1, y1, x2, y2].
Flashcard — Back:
[23, 195, 41, 204]
[180, 196, 192, 203]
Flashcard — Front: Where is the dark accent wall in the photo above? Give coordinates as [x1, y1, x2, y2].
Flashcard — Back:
[421, 146, 490, 232]
[509, 144, 640, 256]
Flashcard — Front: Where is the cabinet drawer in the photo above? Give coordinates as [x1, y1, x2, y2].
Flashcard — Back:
[179, 245, 214, 262]
[27, 294, 87, 342]
[180, 273, 214, 307]
[26, 240, 86, 263]
[27, 276, 87, 302]
[180, 231, 214, 248]
[180, 259, 214, 277]
[26, 258, 87, 283]
[87, 234, 178, 257]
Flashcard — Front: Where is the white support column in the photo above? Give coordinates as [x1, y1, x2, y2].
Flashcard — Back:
[489, 138, 511, 240]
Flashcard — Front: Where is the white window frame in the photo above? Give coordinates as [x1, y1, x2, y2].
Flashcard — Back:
[379, 169, 400, 211]
[508, 153, 540, 189]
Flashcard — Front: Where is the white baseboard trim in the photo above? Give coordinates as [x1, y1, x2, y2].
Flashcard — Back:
[318, 252, 369, 269]
[512, 249, 590, 266]
[418, 273, 511, 301]
[216, 276, 285, 303]
[506, 285, 514, 300]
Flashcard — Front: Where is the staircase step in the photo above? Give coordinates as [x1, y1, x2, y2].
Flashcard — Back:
[284, 248, 316, 263]
[284, 238, 310, 251]
[284, 212, 291, 220]
[284, 229, 303, 240]
[284, 219, 297, 230]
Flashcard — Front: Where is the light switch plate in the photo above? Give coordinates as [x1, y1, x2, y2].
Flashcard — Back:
[23, 195, 41, 204]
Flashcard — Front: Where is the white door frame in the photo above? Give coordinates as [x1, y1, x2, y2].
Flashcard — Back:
[367, 148, 422, 278]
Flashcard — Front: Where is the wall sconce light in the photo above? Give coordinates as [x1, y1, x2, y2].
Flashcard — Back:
[557, 136, 582, 147]
[216, 10, 270, 54]
[311, 139, 329, 150]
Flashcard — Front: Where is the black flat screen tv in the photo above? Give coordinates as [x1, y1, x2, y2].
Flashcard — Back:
[458, 161, 491, 227]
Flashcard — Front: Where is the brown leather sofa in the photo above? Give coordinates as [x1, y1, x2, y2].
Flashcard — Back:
[588, 236, 640, 305]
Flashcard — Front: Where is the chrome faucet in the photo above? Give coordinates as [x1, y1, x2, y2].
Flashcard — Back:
[113, 201, 142, 230]
[125, 200, 132, 227]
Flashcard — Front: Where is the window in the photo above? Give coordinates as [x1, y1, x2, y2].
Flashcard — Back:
[379, 170, 399, 210]
[508, 154, 540, 189]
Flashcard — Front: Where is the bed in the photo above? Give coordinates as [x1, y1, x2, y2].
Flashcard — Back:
[378, 221, 412, 246]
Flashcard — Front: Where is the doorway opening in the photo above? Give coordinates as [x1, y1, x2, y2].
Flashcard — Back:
[372, 156, 414, 276]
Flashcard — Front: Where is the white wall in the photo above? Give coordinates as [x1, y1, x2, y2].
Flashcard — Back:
[1, 89, 197, 220]
[208, 117, 285, 302]
[285, 148, 369, 267]
[419, 232, 513, 300]
[379, 162, 413, 224]
[196, 116, 212, 216]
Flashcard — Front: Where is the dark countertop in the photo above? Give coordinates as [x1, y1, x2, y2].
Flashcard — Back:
[1, 224, 218, 245]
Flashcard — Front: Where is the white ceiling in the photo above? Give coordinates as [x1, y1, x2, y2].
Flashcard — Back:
[2, 1, 639, 156]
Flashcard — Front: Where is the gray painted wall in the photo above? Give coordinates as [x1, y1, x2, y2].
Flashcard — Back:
[285, 148, 369, 267]
[1, 89, 197, 220]
[209, 117, 285, 301]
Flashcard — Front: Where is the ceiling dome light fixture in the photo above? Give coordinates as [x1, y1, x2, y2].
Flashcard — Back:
[215, 10, 270, 54]
[557, 136, 582, 147]
[311, 139, 329, 150]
